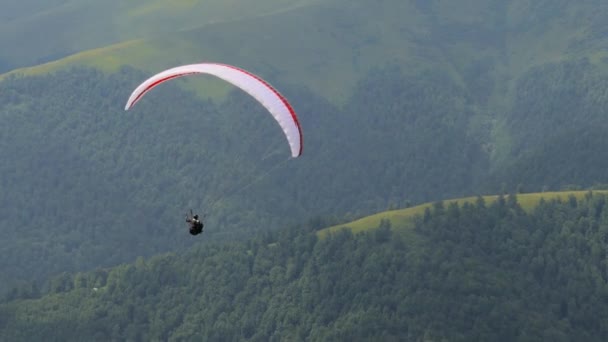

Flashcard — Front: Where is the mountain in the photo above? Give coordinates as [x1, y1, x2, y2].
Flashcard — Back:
[2, 191, 607, 341]
[317, 190, 608, 238]
[0, 0, 320, 73]
[2, 0, 608, 294]
[6, 0, 608, 167]
[0, 61, 488, 292]
[5, 0, 608, 103]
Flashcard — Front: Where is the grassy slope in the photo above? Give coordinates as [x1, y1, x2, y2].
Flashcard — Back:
[0, 0, 319, 70]
[2, 1, 431, 103]
[317, 190, 608, 238]
[5, 0, 608, 105]
[3, 1, 608, 235]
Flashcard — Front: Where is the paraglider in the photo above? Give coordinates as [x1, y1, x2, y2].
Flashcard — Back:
[124, 62, 303, 158]
[124, 63, 303, 236]
[186, 211, 204, 235]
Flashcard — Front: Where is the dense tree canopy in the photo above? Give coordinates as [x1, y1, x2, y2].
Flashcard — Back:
[0, 64, 492, 292]
[2, 1, 608, 340]
[2, 193, 608, 341]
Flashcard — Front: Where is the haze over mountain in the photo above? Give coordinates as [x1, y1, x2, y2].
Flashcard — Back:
[0, 0, 321, 72]
[1, 2, 608, 337]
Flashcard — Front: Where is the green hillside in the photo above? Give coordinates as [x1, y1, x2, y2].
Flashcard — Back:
[2, 191, 608, 341]
[4, 1, 608, 176]
[5, 0, 608, 105]
[0, 0, 320, 72]
[3, 0, 608, 300]
[318, 190, 608, 238]
[2, 0, 426, 102]
[0, 62, 492, 292]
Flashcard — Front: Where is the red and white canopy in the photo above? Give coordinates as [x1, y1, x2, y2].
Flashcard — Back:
[125, 63, 303, 158]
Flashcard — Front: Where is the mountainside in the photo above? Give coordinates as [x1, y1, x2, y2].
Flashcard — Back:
[0, 63, 490, 292]
[5, 0, 608, 103]
[0, 0, 320, 73]
[317, 190, 608, 238]
[2, 192, 608, 341]
[5, 0, 608, 166]
[2, 0, 608, 297]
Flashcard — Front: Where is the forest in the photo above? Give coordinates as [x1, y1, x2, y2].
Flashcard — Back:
[2, 55, 608, 294]
[0, 64, 488, 292]
[0, 52, 608, 290]
[2, 193, 607, 341]
[2, 2, 608, 340]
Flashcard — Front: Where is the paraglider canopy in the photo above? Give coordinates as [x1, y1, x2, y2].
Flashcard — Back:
[124, 63, 303, 158]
